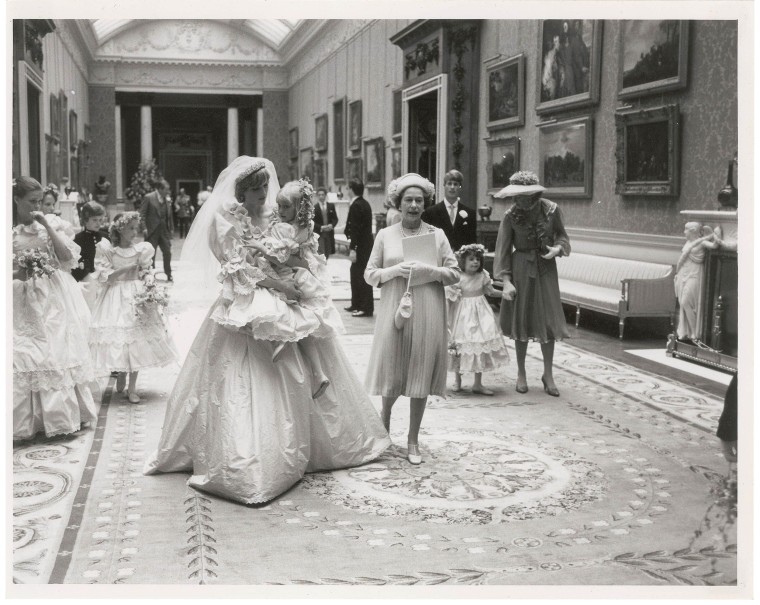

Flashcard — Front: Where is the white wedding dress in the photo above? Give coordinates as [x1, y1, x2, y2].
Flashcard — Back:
[144, 157, 390, 504]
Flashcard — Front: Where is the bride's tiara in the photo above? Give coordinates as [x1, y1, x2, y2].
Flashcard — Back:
[235, 160, 267, 186]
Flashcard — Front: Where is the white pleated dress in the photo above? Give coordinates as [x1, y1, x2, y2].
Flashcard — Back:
[364, 223, 460, 399]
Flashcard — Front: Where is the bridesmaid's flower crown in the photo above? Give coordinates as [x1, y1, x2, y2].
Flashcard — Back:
[509, 171, 540, 186]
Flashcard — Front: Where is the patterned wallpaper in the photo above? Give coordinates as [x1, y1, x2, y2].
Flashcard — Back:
[480, 20, 738, 237]
[263, 91, 289, 185]
[87, 86, 116, 204]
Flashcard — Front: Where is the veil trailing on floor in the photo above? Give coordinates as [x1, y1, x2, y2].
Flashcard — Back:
[181, 156, 280, 295]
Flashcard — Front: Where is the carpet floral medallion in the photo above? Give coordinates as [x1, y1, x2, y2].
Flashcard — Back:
[12, 334, 737, 589]
[303, 429, 606, 524]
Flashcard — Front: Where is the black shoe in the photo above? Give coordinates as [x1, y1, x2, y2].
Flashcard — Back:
[541, 376, 560, 397]
[352, 311, 373, 318]
[344, 306, 356, 312]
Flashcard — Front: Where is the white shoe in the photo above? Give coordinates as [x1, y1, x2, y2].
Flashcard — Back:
[407, 443, 422, 465]
[127, 390, 141, 404]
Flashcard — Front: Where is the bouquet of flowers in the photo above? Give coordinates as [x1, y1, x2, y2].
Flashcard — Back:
[13, 248, 56, 280]
[133, 274, 170, 319]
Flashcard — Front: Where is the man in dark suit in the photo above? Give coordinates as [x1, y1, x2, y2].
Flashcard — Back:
[343, 179, 374, 317]
[313, 186, 339, 259]
[420, 169, 477, 254]
[139, 178, 174, 281]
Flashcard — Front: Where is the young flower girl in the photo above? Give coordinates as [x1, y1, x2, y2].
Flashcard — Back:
[88, 212, 177, 402]
[447, 243, 510, 394]
[243, 180, 343, 399]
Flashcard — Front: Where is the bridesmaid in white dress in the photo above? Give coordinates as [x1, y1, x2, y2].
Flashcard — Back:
[144, 156, 390, 505]
[12, 176, 97, 441]
[364, 174, 459, 465]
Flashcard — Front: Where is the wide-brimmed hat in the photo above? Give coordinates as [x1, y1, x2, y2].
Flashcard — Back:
[493, 170, 546, 198]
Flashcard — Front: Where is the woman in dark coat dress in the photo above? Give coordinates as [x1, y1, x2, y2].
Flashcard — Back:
[493, 171, 570, 397]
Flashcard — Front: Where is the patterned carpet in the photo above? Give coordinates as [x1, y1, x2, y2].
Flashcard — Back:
[12, 334, 737, 587]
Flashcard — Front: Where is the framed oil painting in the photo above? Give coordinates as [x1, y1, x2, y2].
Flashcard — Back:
[289, 128, 299, 160]
[363, 137, 384, 188]
[538, 115, 593, 198]
[315, 114, 328, 153]
[49, 94, 60, 139]
[332, 97, 346, 181]
[299, 147, 314, 183]
[69, 110, 78, 153]
[615, 104, 680, 196]
[348, 100, 362, 152]
[486, 54, 525, 130]
[391, 146, 402, 179]
[536, 20, 603, 114]
[346, 156, 362, 183]
[313, 158, 327, 189]
[486, 136, 520, 195]
[618, 20, 690, 100]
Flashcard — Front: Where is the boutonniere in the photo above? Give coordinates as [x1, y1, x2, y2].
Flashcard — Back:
[458, 210, 468, 219]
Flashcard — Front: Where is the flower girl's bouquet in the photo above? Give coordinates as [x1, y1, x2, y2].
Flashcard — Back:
[13, 248, 56, 280]
[133, 273, 170, 319]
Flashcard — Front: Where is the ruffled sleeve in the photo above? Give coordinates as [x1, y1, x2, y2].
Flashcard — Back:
[49, 227, 82, 272]
[136, 242, 156, 271]
[481, 269, 497, 297]
[211, 214, 268, 297]
[93, 239, 115, 283]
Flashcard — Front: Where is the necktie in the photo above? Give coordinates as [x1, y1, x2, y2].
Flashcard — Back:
[448, 204, 457, 225]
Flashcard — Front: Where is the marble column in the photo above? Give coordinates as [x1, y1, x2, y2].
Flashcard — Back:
[114, 104, 123, 199]
[227, 107, 239, 164]
[140, 105, 152, 162]
[256, 107, 264, 157]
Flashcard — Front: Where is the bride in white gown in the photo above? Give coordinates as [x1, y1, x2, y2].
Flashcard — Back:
[143, 156, 390, 504]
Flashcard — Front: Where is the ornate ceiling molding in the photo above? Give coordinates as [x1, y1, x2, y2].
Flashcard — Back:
[95, 20, 281, 64]
[90, 61, 288, 93]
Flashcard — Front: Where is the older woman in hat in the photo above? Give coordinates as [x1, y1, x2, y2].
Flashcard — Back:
[364, 173, 460, 464]
[493, 171, 571, 397]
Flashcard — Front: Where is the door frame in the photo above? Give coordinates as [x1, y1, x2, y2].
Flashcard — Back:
[401, 74, 448, 196]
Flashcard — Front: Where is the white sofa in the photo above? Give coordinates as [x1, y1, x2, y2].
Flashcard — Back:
[485, 252, 677, 338]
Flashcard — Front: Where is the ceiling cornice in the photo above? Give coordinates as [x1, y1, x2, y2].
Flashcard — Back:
[279, 19, 331, 66]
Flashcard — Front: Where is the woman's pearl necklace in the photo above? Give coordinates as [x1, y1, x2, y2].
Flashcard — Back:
[401, 223, 422, 237]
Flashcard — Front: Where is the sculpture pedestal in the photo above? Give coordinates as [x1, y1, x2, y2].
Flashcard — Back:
[667, 210, 737, 373]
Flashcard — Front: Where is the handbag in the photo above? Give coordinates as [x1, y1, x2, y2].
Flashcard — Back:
[394, 267, 413, 330]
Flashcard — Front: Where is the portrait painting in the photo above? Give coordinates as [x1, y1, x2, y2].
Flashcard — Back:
[615, 104, 680, 196]
[315, 114, 328, 153]
[391, 146, 402, 179]
[69, 110, 78, 153]
[289, 128, 299, 160]
[348, 100, 362, 151]
[619, 21, 690, 99]
[313, 158, 327, 189]
[332, 98, 346, 180]
[538, 116, 593, 197]
[346, 156, 362, 183]
[486, 137, 520, 194]
[363, 138, 384, 188]
[536, 20, 602, 114]
[299, 147, 314, 183]
[486, 54, 525, 129]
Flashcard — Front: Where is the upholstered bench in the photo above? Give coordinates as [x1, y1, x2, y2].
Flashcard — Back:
[484, 252, 677, 338]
